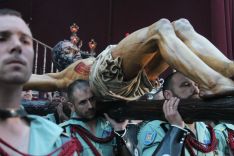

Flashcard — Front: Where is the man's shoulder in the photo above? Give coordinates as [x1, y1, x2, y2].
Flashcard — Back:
[59, 117, 90, 129]
[195, 122, 208, 129]
[44, 113, 57, 123]
[97, 117, 113, 131]
[140, 120, 167, 130]
[215, 123, 234, 131]
[59, 118, 77, 128]
[137, 120, 168, 149]
[29, 114, 63, 130]
[27, 115, 65, 151]
[29, 114, 59, 126]
[138, 120, 169, 138]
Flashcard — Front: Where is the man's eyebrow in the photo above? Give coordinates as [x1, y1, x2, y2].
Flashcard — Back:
[0, 31, 32, 39]
[20, 33, 33, 39]
[0, 31, 11, 36]
[22, 33, 33, 38]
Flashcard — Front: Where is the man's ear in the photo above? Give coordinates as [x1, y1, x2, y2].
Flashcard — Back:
[163, 90, 173, 100]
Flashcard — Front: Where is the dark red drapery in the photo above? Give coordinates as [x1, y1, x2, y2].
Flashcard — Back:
[210, 0, 233, 59]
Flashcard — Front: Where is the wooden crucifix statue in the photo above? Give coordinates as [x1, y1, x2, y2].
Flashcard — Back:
[24, 18, 234, 100]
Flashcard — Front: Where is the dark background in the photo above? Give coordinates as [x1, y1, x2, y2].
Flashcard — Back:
[1, 0, 233, 75]
[0, 0, 212, 52]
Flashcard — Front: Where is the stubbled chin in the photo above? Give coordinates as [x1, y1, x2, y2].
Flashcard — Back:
[86, 113, 95, 119]
[4, 75, 29, 84]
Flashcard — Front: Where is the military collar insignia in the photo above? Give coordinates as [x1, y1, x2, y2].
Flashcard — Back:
[143, 131, 157, 145]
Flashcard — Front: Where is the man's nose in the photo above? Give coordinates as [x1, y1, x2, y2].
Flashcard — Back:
[10, 36, 22, 54]
[193, 83, 199, 94]
[87, 100, 93, 108]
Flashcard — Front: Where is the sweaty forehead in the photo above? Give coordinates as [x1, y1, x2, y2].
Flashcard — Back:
[0, 15, 32, 37]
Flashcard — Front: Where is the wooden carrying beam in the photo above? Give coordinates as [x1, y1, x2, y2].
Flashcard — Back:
[96, 97, 234, 122]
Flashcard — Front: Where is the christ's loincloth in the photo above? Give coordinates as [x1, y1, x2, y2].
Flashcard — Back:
[89, 45, 154, 100]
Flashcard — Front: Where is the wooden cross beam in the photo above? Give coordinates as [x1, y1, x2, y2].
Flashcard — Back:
[21, 97, 234, 122]
[96, 97, 234, 122]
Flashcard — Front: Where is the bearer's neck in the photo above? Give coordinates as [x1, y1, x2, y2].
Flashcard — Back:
[86, 119, 97, 134]
[0, 84, 22, 110]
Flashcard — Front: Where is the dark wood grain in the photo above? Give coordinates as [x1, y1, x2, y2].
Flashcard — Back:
[96, 97, 234, 122]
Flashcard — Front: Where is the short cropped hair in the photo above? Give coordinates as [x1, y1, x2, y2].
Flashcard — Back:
[162, 72, 178, 92]
[67, 80, 90, 102]
[0, 8, 22, 18]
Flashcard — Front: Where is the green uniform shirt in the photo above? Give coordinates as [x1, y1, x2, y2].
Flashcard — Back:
[60, 113, 116, 156]
[26, 115, 71, 155]
[45, 113, 57, 123]
[137, 120, 221, 156]
[214, 123, 234, 156]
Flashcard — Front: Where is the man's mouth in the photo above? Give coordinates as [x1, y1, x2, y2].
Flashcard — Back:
[6, 58, 26, 66]
[87, 110, 96, 115]
[8, 61, 24, 65]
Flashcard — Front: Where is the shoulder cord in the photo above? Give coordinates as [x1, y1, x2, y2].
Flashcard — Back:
[71, 124, 115, 156]
[185, 125, 218, 156]
[0, 137, 82, 156]
[226, 128, 234, 155]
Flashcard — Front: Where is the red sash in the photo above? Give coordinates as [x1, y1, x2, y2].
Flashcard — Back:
[0, 137, 82, 156]
[185, 125, 218, 156]
[71, 125, 115, 156]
